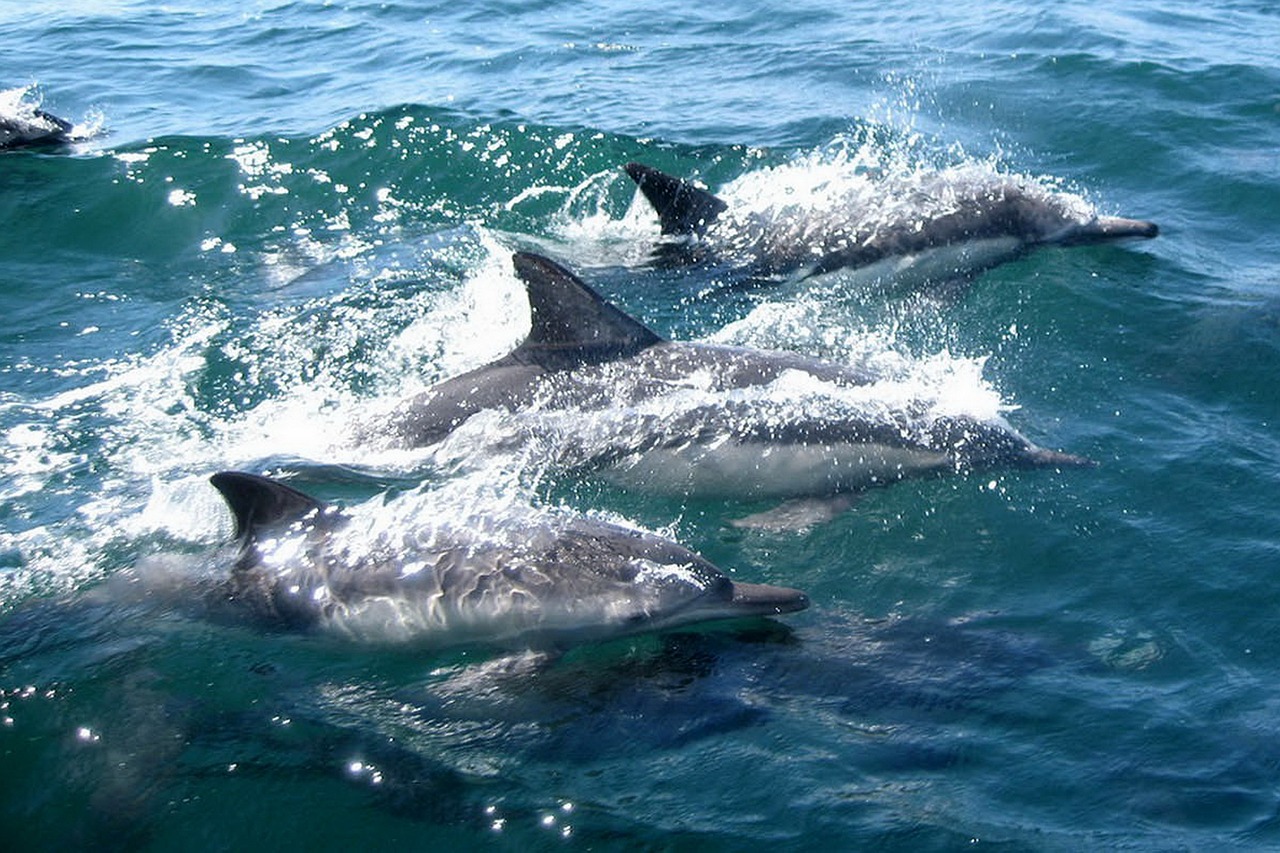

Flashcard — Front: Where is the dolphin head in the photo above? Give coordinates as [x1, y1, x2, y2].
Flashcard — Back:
[555, 518, 809, 633]
[922, 416, 1097, 472]
[963, 185, 1158, 249]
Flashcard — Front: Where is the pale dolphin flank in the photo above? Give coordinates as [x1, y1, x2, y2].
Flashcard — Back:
[623, 162, 1158, 289]
[388, 252, 1090, 525]
[206, 471, 808, 646]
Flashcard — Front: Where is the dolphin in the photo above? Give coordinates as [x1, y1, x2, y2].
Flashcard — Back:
[623, 161, 1158, 291]
[204, 471, 808, 646]
[0, 101, 74, 150]
[387, 252, 1090, 526]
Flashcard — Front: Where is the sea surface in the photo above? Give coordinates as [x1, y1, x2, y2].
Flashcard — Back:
[3, 1, 1280, 849]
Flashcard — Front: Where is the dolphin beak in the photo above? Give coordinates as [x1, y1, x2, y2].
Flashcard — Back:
[1021, 447, 1098, 469]
[727, 581, 810, 615]
[1054, 216, 1159, 246]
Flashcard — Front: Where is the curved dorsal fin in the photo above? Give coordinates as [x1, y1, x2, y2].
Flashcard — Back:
[34, 109, 74, 136]
[507, 252, 664, 370]
[210, 471, 327, 543]
[624, 162, 728, 237]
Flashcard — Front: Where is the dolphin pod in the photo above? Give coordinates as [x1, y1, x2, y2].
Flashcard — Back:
[624, 161, 1158, 290]
[387, 252, 1089, 526]
[205, 470, 808, 647]
[196, 156, 1136, 645]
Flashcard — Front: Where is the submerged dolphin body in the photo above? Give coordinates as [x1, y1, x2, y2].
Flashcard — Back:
[623, 162, 1158, 290]
[205, 471, 808, 646]
[389, 253, 1089, 524]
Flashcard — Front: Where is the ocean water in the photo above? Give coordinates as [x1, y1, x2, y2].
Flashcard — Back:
[3, 1, 1279, 849]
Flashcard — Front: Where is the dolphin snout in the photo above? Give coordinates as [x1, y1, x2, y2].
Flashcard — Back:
[1055, 216, 1159, 246]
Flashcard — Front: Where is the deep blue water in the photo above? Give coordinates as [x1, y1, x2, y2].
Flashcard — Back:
[3, 1, 1280, 849]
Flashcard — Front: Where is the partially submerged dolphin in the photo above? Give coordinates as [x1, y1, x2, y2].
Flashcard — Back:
[0, 93, 74, 150]
[623, 162, 1158, 290]
[389, 252, 1089, 525]
[205, 471, 808, 646]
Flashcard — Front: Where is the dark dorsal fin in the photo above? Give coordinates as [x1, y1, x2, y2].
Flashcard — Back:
[624, 162, 728, 237]
[210, 471, 327, 543]
[507, 252, 664, 370]
[34, 109, 74, 136]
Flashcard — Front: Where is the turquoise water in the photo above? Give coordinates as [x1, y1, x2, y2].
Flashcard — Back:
[3, 1, 1280, 848]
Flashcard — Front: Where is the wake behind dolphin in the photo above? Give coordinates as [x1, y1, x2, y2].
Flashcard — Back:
[202, 471, 807, 647]
[387, 252, 1090, 527]
[624, 161, 1158, 292]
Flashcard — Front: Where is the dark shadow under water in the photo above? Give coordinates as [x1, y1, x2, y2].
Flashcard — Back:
[0, 582, 1096, 848]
